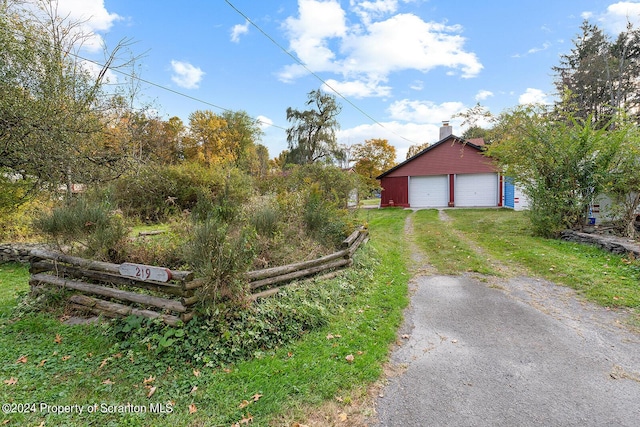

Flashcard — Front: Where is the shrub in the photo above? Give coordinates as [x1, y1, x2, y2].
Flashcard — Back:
[34, 197, 128, 261]
[111, 163, 254, 223]
[181, 211, 256, 303]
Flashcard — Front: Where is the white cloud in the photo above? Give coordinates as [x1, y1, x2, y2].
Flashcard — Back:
[387, 99, 466, 123]
[256, 115, 273, 129]
[527, 42, 551, 54]
[410, 80, 424, 91]
[323, 78, 392, 98]
[231, 20, 250, 43]
[170, 61, 205, 89]
[279, 1, 482, 96]
[29, 0, 122, 53]
[475, 90, 494, 101]
[596, 2, 640, 34]
[351, 0, 400, 24]
[518, 88, 550, 105]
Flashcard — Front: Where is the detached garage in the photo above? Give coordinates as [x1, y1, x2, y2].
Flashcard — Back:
[377, 123, 503, 209]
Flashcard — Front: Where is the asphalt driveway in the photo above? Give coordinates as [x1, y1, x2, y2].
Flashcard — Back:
[374, 273, 640, 426]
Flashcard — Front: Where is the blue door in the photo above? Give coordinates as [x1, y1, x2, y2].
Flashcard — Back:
[504, 177, 515, 208]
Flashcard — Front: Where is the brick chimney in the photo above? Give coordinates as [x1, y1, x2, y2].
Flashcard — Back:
[439, 120, 453, 140]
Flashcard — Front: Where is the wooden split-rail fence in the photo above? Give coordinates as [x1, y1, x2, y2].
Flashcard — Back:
[28, 226, 369, 325]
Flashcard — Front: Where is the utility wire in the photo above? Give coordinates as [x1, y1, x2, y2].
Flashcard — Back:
[75, 52, 288, 131]
[6, 27, 287, 131]
[224, 0, 421, 145]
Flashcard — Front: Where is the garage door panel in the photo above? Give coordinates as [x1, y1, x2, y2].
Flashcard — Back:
[456, 173, 498, 207]
[409, 175, 448, 208]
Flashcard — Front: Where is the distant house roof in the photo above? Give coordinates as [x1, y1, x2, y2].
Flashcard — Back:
[376, 134, 488, 180]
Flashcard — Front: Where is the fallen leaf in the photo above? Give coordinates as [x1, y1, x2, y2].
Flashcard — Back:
[38, 359, 47, 367]
[37, 422, 44, 427]
[113, 353, 122, 359]
[54, 334, 62, 344]
[3, 377, 17, 385]
[190, 385, 198, 394]
[326, 333, 335, 340]
[239, 413, 253, 424]
[287, 352, 293, 358]
[335, 396, 344, 402]
[188, 403, 197, 414]
[2, 420, 9, 425]
[252, 393, 262, 402]
[99, 358, 109, 369]
[345, 354, 355, 363]
[357, 351, 363, 355]
[147, 386, 157, 398]
[16, 355, 28, 364]
[238, 400, 250, 409]
[338, 412, 348, 421]
[451, 339, 458, 344]
[102, 379, 114, 385]
[61, 355, 71, 361]
[401, 334, 410, 339]
[143, 376, 155, 384]
[192, 369, 200, 377]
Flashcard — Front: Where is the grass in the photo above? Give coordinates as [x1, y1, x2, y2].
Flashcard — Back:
[2, 207, 639, 425]
[411, 210, 499, 275]
[443, 209, 640, 310]
[0, 263, 29, 319]
[359, 198, 381, 207]
[0, 209, 411, 426]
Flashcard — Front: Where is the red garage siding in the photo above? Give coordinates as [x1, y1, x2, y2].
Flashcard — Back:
[380, 176, 408, 207]
[377, 136, 501, 209]
[383, 137, 497, 178]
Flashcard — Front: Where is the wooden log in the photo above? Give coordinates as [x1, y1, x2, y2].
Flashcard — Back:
[348, 231, 369, 257]
[342, 227, 364, 248]
[181, 295, 200, 306]
[250, 258, 351, 290]
[28, 249, 194, 281]
[137, 230, 166, 236]
[183, 278, 206, 291]
[29, 261, 187, 297]
[249, 287, 280, 301]
[68, 295, 182, 326]
[246, 249, 350, 281]
[31, 273, 187, 313]
[180, 311, 195, 323]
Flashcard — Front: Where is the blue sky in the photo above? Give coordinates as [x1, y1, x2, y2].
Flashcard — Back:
[54, 0, 640, 161]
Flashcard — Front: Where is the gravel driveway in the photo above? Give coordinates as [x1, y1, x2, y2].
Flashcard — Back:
[373, 214, 640, 426]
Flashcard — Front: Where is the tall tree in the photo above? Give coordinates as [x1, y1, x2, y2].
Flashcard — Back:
[286, 89, 341, 164]
[352, 138, 396, 192]
[406, 142, 430, 159]
[186, 110, 263, 169]
[487, 106, 626, 237]
[0, 0, 135, 204]
[553, 21, 640, 127]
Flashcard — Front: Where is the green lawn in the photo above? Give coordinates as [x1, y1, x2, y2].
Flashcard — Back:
[1, 207, 638, 426]
[0, 209, 411, 426]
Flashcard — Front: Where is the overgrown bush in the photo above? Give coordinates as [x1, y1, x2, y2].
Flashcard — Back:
[182, 210, 257, 303]
[34, 197, 128, 262]
[107, 245, 376, 368]
[111, 163, 254, 222]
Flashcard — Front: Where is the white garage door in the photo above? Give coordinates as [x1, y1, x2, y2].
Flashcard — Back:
[409, 175, 448, 208]
[456, 173, 498, 207]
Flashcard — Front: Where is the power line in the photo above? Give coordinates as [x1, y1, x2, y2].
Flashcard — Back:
[5, 27, 287, 131]
[76, 52, 289, 131]
[224, 0, 421, 145]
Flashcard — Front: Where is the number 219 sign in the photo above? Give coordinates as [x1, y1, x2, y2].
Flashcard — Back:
[119, 263, 172, 282]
